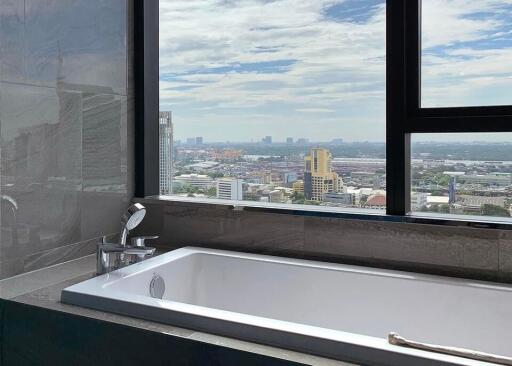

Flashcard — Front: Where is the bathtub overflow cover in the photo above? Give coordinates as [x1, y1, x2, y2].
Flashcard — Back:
[149, 273, 165, 299]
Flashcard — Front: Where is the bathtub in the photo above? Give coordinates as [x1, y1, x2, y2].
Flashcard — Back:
[61, 247, 512, 366]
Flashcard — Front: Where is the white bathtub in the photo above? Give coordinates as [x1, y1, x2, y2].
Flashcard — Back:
[61, 247, 512, 366]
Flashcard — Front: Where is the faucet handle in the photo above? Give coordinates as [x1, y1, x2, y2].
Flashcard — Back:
[131, 235, 159, 248]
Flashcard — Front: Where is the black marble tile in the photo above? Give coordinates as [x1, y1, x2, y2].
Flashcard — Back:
[0, 300, 307, 366]
[304, 216, 503, 270]
[146, 204, 305, 257]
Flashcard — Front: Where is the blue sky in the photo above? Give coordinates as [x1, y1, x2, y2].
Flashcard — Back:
[159, 0, 512, 142]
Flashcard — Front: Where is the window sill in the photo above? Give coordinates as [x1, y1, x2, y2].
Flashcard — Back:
[134, 196, 512, 231]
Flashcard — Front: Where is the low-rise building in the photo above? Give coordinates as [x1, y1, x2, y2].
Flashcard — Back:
[217, 178, 243, 200]
[173, 174, 214, 190]
[323, 192, 354, 206]
[292, 180, 304, 193]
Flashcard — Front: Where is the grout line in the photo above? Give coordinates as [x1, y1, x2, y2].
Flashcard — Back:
[0, 254, 94, 284]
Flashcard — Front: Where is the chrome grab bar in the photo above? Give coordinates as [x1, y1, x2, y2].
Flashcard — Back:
[388, 333, 512, 365]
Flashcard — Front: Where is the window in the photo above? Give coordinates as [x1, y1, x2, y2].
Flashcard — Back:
[411, 133, 512, 219]
[421, 0, 512, 107]
[157, 0, 387, 210]
[135, 0, 512, 225]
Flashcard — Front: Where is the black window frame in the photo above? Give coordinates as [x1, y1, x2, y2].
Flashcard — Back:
[135, 0, 512, 226]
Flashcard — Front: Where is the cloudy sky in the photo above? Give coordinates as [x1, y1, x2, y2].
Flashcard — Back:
[159, 0, 512, 142]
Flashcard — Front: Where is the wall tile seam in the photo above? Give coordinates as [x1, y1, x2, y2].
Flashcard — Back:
[0, 80, 129, 98]
[16, 232, 118, 259]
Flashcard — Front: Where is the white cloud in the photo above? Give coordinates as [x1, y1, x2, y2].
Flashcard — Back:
[159, 0, 512, 141]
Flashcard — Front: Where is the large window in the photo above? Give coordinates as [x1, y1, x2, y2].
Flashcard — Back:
[136, 0, 512, 224]
[158, 0, 387, 210]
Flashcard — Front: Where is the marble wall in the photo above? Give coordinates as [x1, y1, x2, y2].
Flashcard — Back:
[0, 0, 133, 279]
[133, 199, 512, 284]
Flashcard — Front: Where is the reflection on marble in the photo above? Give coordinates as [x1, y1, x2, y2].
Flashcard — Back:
[0, 0, 127, 93]
[0, 0, 25, 83]
[0, 0, 132, 279]
[83, 94, 127, 192]
[0, 83, 82, 262]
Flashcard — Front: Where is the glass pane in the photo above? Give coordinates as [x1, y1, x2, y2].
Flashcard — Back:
[421, 0, 512, 107]
[411, 133, 512, 220]
[159, 0, 386, 210]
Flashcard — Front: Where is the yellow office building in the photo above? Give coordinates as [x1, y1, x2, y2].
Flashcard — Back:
[292, 180, 304, 193]
[304, 148, 343, 201]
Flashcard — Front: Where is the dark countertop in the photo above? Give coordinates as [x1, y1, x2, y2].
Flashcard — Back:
[0, 254, 354, 366]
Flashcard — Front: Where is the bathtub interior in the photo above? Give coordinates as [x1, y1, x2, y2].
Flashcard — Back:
[99, 250, 512, 358]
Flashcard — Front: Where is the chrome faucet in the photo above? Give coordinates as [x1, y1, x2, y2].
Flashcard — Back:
[96, 203, 158, 275]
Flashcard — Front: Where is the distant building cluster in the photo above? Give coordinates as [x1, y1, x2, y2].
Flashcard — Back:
[159, 112, 512, 218]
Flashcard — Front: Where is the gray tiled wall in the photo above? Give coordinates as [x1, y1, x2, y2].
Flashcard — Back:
[134, 199, 512, 283]
[0, 0, 133, 279]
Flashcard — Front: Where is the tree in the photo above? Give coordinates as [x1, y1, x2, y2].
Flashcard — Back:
[304, 200, 320, 206]
[435, 174, 451, 187]
[207, 187, 217, 197]
[208, 172, 224, 179]
[291, 191, 305, 203]
[481, 204, 510, 217]
[438, 204, 450, 213]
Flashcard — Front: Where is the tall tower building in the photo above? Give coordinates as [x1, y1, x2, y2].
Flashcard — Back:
[304, 148, 342, 201]
[448, 176, 456, 204]
[159, 112, 173, 195]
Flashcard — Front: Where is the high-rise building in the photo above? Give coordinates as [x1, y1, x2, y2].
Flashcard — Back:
[195, 136, 203, 145]
[159, 111, 173, 195]
[449, 176, 457, 204]
[262, 136, 272, 144]
[186, 137, 195, 145]
[303, 148, 343, 201]
[297, 138, 309, 145]
[217, 178, 243, 200]
[286, 137, 294, 144]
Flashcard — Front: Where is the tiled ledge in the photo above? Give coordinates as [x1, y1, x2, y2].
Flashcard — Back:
[0, 255, 96, 300]
[136, 196, 512, 230]
[133, 197, 512, 284]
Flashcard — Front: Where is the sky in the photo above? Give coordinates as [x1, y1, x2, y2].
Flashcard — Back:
[159, 0, 512, 143]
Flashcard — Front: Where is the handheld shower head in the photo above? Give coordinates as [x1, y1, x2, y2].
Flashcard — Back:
[122, 203, 146, 230]
[120, 203, 147, 245]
